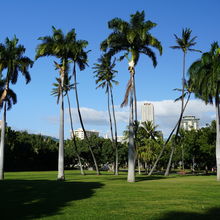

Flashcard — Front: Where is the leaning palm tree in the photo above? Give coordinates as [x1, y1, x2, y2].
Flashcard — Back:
[51, 67, 85, 175]
[165, 28, 201, 176]
[188, 42, 220, 181]
[36, 26, 73, 180]
[68, 33, 100, 175]
[101, 11, 162, 182]
[93, 55, 119, 175]
[0, 36, 33, 180]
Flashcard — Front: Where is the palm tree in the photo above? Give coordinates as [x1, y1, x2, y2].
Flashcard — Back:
[68, 33, 100, 175]
[188, 42, 220, 181]
[165, 28, 201, 176]
[0, 36, 33, 180]
[93, 55, 119, 175]
[36, 26, 73, 180]
[51, 66, 85, 175]
[101, 11, 162, 182]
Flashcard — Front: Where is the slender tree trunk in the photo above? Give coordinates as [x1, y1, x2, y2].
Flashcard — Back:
[164, 64, 188, 176]
[67, 93, 84, 175]
[215, 83, 220, 181]
[110, 86, 119, 175]
[138, 158, 141, 174]
[164, 143, 175, 176]
[148, 93, 191, 176]
[107, 84, 116, 173]
[57, 75, 65, 181]
[127, 70, 135, 182]
[145, 161, 148, 174]
[182, 144, 185, 170]
[0, 102, 6, 180]
[73, 63, 100, 175]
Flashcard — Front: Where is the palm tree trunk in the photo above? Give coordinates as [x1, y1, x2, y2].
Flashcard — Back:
[138, 158, 141, 174]
[67, 92, 84, 175]
[107, 84, 116, 173]
[127, 71, 135, 182]
[148, 93, 191, 176]
[0, 102, 6, 180]
[164, 143, 175, 176]
[110, 86, 119, 175]
[215, 83, 220, 181]
[73, 63, 100, 175]
[182, 144, 185, 170]
[57, 76, 65, 181]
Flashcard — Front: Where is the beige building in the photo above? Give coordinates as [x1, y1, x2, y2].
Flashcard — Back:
[141, 103, 154, 124]
[181, 116, 199, 131]
[72, 128, 99, 140]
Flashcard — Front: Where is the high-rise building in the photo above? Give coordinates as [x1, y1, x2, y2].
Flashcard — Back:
[71, 128, 99, 140]
[181, 116, 199, 131]
[141, 103, 154, 124]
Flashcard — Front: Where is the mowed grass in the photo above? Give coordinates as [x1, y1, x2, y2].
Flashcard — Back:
[1, 171, 220, 220]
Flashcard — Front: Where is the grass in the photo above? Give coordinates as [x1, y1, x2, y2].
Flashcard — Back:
[1, 171, 220, 220]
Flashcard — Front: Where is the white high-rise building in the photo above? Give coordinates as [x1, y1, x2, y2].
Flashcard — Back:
[141, 103, 154, 124]
[181, 116, 199, 131]
[71, 128, 99, 140]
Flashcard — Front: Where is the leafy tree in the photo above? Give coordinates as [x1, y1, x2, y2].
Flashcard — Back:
[93, 55, 119, 174]
[101, 11, 162, 182]
[188, 42, 220, 180]
[0, 36, 33, 180]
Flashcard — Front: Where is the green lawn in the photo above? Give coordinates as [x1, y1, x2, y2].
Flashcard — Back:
[1, 171, 220, 220]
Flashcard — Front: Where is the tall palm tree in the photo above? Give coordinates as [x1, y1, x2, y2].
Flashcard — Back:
[165, 28, 201, 176]
[93, 55, 119, 175]
[101, 11, 162, 182]
[188, 42, 220, 181]
[51, 67, 85, 175]
[36, 26, 73, 180]
[68, 34, 100, 175]
[0, 36, 33, 180]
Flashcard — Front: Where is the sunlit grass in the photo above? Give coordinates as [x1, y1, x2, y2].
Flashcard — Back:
[1, 171, 220, 219]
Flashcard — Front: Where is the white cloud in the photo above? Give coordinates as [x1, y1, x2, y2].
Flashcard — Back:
[45, 99, 216, 137]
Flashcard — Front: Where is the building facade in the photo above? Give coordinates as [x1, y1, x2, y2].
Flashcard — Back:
[72, 128, 99, 140]
[141, 103, 154, 124]
[181, 116, 199, 131]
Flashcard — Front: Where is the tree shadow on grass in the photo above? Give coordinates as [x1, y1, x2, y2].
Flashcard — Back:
[0, 180, 103, 220]
[158, 207, 220, 220]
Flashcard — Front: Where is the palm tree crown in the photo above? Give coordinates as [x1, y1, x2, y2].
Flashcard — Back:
[170, 28, 201, 54]
[188, 42, 220, 103]
[0, 36, 33, 85]
[93, 55, 118, 93]
[101, 10, 162, 67]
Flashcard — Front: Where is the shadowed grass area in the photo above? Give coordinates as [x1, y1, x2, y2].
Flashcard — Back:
[1, 171, 220, 219]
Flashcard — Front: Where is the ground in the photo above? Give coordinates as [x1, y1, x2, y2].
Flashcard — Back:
[0, 171, 220, 220]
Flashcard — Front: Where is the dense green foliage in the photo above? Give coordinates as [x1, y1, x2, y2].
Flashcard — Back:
[3, 127, 127, 172]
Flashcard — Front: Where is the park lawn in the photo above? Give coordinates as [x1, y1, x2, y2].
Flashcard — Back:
[0, 171, 220, 220]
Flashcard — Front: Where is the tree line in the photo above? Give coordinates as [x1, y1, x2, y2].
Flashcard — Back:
[2, 120, 216, 175]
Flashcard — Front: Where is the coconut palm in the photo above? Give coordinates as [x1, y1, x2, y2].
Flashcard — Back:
[51, 66, 85, 175]
[68, 33, 100, 175]
[101, 11, 162, 182]
[36, 26, 74, 180]
[188, 42, 220, 181]
[164, 28, 201, 176]
[93, 55, 119, 174]
[0, 36, 33, 180]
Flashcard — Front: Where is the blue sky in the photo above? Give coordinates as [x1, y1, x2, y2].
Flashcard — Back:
[0, 0, 220, 138]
